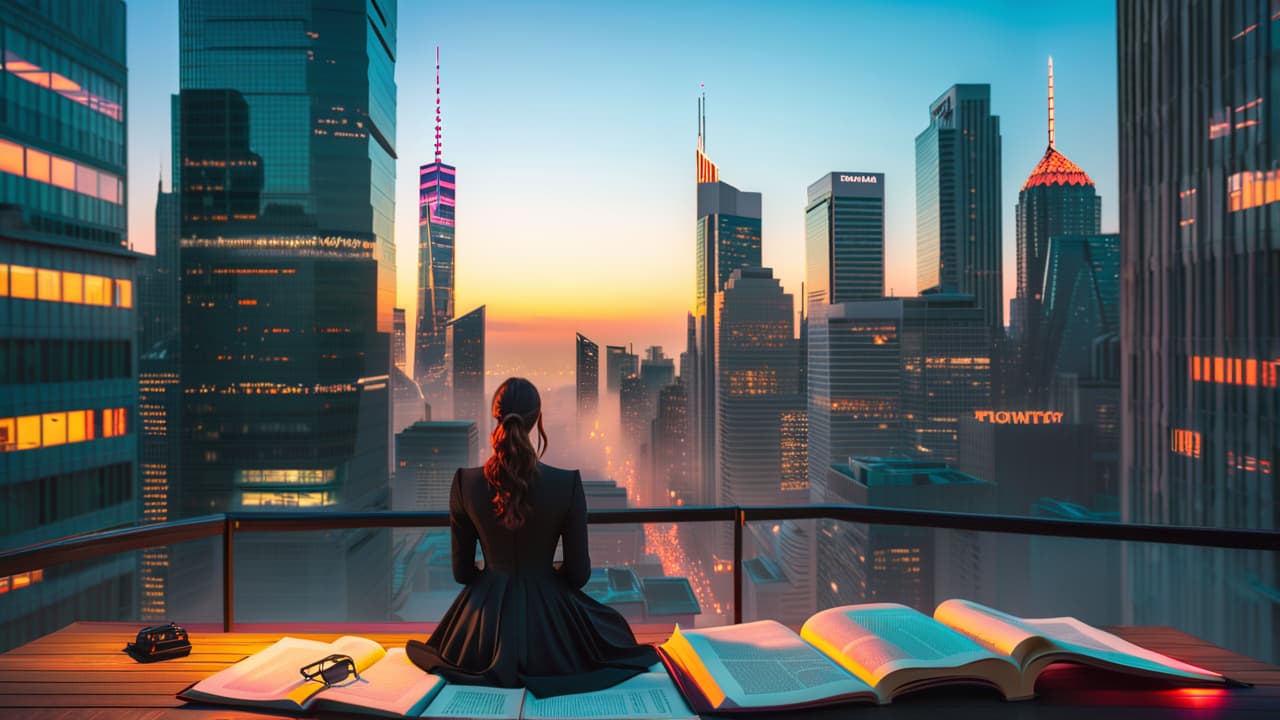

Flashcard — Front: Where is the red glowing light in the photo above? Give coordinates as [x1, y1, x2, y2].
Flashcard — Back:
[1170, 687, 1227, 708]
[1020, 146, 1096, 190]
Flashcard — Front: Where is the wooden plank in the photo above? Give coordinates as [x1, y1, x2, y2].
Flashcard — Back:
[0, 682, 195, 695]
[0, 695, 182, 708]
[0, 671, 209, 684]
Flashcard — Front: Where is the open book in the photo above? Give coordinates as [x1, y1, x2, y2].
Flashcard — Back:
[659, 599, 1228, 713]
[178, 636, 695, 719]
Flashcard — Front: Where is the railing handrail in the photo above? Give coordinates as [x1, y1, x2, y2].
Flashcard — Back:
[3, 504, 1277, 629]
[4, 504, 1277, 578]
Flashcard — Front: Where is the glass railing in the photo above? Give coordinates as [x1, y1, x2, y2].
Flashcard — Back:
[0, 506, 1276, 663]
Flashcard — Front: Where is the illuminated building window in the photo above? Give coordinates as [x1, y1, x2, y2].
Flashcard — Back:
[0, 138, 123, 204]
[0, 569, 44, 595]
[9, 265, 35, 298]
[1226, 451, 1273, 475]
[0, 407, 124, 452]
[1226, 169, 1280, 211]
[3, 50, 123, 120]
[724, 369, 778, 396]
[1171, 428, 1202, 458]
[237, 491, 337, 509]
[1189, 355, 1279, 387]
[236, 468, 337, 486]
[1178, 188, 1197, 226]
[62, 271, 83, 303]
[0, 264, 130, 307]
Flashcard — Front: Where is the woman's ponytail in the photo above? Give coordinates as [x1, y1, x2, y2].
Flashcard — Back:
[483, 379, 547, 529]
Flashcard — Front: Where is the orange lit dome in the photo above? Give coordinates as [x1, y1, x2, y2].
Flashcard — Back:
[1021, 145, 1095, 191]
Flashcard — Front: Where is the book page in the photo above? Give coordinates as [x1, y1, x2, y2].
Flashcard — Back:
[934, 598, 1043, 661]
[313, 648, 445, 717]
[330, 635, 390, 673]
[937, 600, 1224, 685]
[801, 604, 1011, 690]
[662, 620, 873, 710]
[522, 672, 696, 720]
[184, 636, 338, 708]
[419, 685, 525, 719]
[1022, 617, 1223, 682]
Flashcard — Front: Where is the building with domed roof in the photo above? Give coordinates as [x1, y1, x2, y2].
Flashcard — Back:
[1013, 58, 1101, 402]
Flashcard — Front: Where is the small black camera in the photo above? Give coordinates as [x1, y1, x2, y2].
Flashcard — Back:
[124, 622, 192, 662]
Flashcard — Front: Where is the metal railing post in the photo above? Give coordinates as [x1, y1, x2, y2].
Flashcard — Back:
[223, 517, 235, 632]
[733, 508, 744, 625]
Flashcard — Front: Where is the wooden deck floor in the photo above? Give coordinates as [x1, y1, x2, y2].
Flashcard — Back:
[0, 622, 1277, 719]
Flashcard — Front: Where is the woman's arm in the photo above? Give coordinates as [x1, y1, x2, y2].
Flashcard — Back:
[449, 469, 481, 584]
[557, 470, 592, 589]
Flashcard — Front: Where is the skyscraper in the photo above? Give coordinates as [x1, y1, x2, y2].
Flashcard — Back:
[605, 345, 629, 395]
[651, 382, 692, 504]
[576, 332, 599, 432]
[620, 373, 649, 450]
[0, 0, 136, 651]
[807, 295, 991, 501]
[449, 306, 486, 430]
[900, 293, 992, 463]
[915, 85, 1004, 335]
[641, 346, 675, 403]
[1038, 234, 1120, 385]
[138, 174, 181, 622]
[715, 268, 804, 509]
[393, 307, 407, 374]
[416, 48, 456, 395]
[806, 300, 906, 504]
[1119, 0, 1278, 662]
[805, 172, 885, 306]
[694, 97, 763, 505]
[175, 0, 396, 621]
[1014, 59, 1101, 374]
[393, 421, 479, 513]
[1040, 233, 1121, 499]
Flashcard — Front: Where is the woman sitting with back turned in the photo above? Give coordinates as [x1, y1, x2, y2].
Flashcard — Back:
[406, 377, 659, 697]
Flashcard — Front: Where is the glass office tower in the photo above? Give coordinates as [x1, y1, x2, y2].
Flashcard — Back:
[915, 85, 1003, 336]
[1119, 0, 1278, 663]
[415, 160, 455, 391]
[695, 181, 762, 506]
[448, 305, 485, 430]
[805, 172, 885, 306]
[576, 332, 599, 433]
[0, 0, 136, 651]
[1014, 61, 1100, 381]
[175, 0, 396, 622]
[416, 48, 455, 398]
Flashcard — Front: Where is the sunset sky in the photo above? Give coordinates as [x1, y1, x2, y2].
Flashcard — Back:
[125, 0, 1118, 388]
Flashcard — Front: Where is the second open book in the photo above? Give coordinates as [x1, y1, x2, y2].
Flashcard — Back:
[659, 599, 1228, 713]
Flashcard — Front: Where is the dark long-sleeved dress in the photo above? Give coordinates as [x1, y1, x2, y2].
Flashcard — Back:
[405, 463, 658, 698]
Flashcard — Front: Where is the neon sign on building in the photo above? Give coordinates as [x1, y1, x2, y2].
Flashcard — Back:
[973, 410, 1064, 424]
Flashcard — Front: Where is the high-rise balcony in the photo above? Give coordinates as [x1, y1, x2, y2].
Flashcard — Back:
[0, 504, 1277, 717]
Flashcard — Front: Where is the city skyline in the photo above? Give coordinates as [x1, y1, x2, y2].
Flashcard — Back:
[124, 0, 1119, 384]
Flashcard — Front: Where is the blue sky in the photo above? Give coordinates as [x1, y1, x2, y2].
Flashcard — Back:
[125, 0, 1118, 382]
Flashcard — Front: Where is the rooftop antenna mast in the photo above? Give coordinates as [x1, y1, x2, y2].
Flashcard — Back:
[1047, 55, 1055, 149]
[697, 85, 706, 153]
[434, 46, 443, 163]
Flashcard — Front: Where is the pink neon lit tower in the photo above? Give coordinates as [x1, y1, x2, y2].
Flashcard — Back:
[415, 46, 457, 388]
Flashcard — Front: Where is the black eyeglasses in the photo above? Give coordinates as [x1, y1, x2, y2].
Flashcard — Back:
[299, 654, 360, 687]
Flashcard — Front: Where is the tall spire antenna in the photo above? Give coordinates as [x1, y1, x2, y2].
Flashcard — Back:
[697, 87, 706, 152]
[1047, 55, 1055, 149]
[434, 46, 442, 162]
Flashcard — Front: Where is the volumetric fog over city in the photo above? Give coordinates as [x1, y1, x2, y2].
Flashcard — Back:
[0, 1, 1277, 710]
